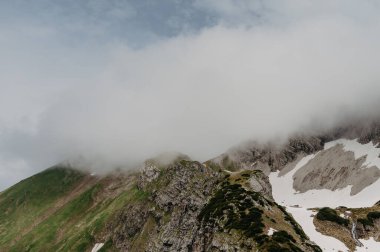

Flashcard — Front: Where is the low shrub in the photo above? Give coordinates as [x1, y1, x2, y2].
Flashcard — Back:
[357, 211, 380, 227]
[316, 207, 349, 226]
[272, 231, 296, 244]
[358, 218, 373, 227]
[367, 211, 380, 221]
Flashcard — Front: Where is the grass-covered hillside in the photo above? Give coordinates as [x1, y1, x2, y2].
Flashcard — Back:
[0, 166, 144, 252]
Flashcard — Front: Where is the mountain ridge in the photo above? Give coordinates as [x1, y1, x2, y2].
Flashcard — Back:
[2, 121, 380, 251]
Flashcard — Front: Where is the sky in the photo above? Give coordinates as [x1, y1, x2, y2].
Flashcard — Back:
[1, 0, 380, 190]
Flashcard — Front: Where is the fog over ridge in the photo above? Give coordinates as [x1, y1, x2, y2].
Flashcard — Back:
[1, 0, 380, 189]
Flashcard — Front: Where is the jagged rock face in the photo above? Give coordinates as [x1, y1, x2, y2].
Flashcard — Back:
[357, 123, 380, 145]
[293, 144, 380, 195]
[146, 161, 221, 251]
[109, 160, 321, 252]
[137, 161, 161, 189]
[209, 120, 380, 176]
[210, 136, 324, 173]
[355, 212, 380, 241]
[328, 120, 380, 146]
[247, 171, 273, 201]
[112, 203, 150, 250]
[110, 160, 223, 251]
[356, 221, 375, 238]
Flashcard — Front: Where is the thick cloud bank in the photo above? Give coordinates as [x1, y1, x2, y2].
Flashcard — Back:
[1, 0, 380, 189]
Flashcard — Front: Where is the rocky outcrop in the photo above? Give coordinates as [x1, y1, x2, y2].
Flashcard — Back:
[247, 170, 273, 200]
[209, 136, 324, 174]
[209, 119, 380, 176]
[110, 160, 223, 251]
[355, 211, 380, 241]
[293, 144, 380, 195]
[109, 160, 321, 252]
[145, 161, 222, 251]
[328, 120, 380, 146]
[112, 203, 150, 251]
[137, 161, 161, 189]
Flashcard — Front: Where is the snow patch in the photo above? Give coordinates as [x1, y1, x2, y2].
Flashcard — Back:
[269, 139, 380, 251]
[356, 237, 380, 252]
[267, 227, 277, 236]
[269, 153, 316, 207]
[287, 207, 349, 252]
[270, 166, 380, 208]
[91, 243, 104, 252]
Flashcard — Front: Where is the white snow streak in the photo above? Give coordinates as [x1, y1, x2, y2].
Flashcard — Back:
[267, 227, 277, 236]
[91, 243, 104, 252]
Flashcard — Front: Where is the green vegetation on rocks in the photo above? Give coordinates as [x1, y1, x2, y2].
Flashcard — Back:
[316, 207, 349, 226]
[198, 182, 266, 237]
[198, 180, 307, 252]
[358, 211, 380, 227]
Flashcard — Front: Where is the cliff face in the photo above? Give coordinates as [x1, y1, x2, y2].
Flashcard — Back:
[292, 144, 380, 195]
[209, 136, 324, 174]
[209, 120, 380, 176]
[110, 160, 222, 251]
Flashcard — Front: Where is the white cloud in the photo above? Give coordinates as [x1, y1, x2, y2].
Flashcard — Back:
[2, 1, 380, 189]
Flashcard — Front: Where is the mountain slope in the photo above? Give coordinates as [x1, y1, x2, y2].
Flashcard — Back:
[312, 205, 380, 251]
[0, 166, 86, 247]
[0, 166, 140, 251]
[0, 159, 321, 252]
[268, 139, 380, 251]
[2, 122, 380, 251]
[109, 160, 321, 251]
[207, 122, 380, 251]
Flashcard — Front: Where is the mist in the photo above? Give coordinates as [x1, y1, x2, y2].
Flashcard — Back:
[1, 0, 380, 189]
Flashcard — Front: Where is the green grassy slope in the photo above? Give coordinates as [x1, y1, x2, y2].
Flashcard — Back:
[0, 166, 85, 246]
[0, 166, 145, 252]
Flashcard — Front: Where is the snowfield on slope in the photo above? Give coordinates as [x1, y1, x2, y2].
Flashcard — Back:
[356, 237, 380, 252]
[269, 139, 380, 252]
[270, 154, 350, 252]
[269, 139, 380, 208]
